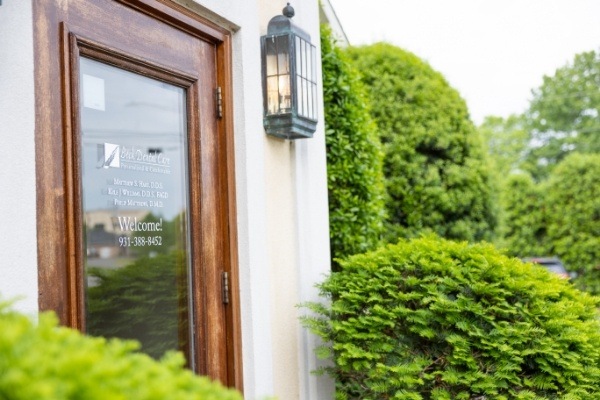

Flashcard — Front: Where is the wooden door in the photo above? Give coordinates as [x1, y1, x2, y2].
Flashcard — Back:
[34, 0, 241, 389]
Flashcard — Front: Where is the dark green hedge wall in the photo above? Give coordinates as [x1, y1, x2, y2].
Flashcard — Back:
[544, 153, 600, 294]
[321, 26, 386, 268]
[499, 154, 600, 295]
[346, 43, 497, 243]
[499, 173, 548, 258]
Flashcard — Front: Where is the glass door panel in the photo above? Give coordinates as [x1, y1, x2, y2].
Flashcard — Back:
[78, 57, 193, 361]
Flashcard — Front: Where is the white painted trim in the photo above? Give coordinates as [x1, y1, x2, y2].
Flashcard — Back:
[319, 0, 349, 46]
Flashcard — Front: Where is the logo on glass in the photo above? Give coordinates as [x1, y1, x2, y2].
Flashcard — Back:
[100, 143, 120, 169]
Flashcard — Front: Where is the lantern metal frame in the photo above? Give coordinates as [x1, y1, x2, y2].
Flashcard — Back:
[261, 3, 318, 139]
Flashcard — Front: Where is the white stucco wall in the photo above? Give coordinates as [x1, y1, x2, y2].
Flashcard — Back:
[259, 3, 333, 399]
[0, 0, 38, 316]
[183, 1, 333, 398]
[178, 0, 277, 397]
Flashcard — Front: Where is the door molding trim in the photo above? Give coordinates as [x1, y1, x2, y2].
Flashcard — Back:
[119, 0, 230, 43]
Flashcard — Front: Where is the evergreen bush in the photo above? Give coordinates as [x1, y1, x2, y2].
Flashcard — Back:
[303, 236, 600, 399]
[347, 44, 497, 243]
[544, 153, 600, 295]
[321, 25, 386, 268]
[0, 301, 241, 400]
[499, 174, 548, 258]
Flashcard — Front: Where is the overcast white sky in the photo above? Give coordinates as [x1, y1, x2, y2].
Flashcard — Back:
[328, 0, 600, 125]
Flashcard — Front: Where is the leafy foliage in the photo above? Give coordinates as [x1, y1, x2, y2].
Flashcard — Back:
[347, 43, 497, 243]
[524, 49, 600, 179]
[498, 174, 548, 258]
[498, 153, 600, 295]
[479, 115, 530, 179]
[0, 301, 241, 400]
[303, 236, 600, 399]
[543, 153, 600, 294]
[484, 50, 600, 295]
[321, 25, 386, 267]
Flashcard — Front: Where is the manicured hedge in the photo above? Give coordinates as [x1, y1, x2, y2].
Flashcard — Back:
[0, 301, 241, 400]
[321, 25, 386, 268]
[499, 173, 548, 258]
[544, 153, 600, 294]
[347, 44, 497, 243]
[303, 236, 600, 399]
[499, 154, 600, 296]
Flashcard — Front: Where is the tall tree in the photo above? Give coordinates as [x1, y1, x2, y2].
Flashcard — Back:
[479, 114, 529, 179]
[347, 43, 497, 242]
[525, 49, 600, 179]
[321, 26, 386, 268]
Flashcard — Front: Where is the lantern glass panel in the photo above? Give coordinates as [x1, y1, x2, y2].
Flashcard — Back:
[266, 38, 278, 76]
[303, 40, 309, 81]
[312, 44, 316, 82]
[308, 81, 314, 120]
[312, 77, 317, 119]
[278, 74, 291, 112]
[276, 35, 290, 75]
[267, 76, 279, 115]
[295, 75, 302, 116]
[294, 37, 303, 118]
[296, 39, 301, 78]
[303, 78, 308, 118]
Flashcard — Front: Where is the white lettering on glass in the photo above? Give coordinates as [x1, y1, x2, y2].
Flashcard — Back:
[117, 217, 164, 232]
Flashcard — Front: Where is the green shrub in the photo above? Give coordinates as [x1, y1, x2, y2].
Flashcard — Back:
[321, 25, 386, 268]
[0, 301, 241, 400]
[303, 236, 600, 399]
[544, 153, 600, 294]
[499, 173, 549, 258]
[347, 44, 497, 243]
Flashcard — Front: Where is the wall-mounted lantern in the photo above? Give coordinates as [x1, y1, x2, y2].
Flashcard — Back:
[261, 3, 317, 139]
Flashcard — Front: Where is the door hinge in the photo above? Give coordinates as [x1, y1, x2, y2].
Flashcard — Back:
[215, 87, 223, 119]
[222, 271, 230, 305]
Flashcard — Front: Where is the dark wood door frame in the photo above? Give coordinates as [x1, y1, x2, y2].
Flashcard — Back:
[33, 0, 242, 390]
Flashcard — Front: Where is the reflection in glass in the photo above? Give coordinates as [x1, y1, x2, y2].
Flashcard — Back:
[278, 74, 291, 111]
[277, 35, 289, 75]
[79, 57, 193, 362]
[265, 35, 295, 116]
[266, 39, 278, 76]
[297, 76, 303, 117]
[292, 36, 317, 120]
